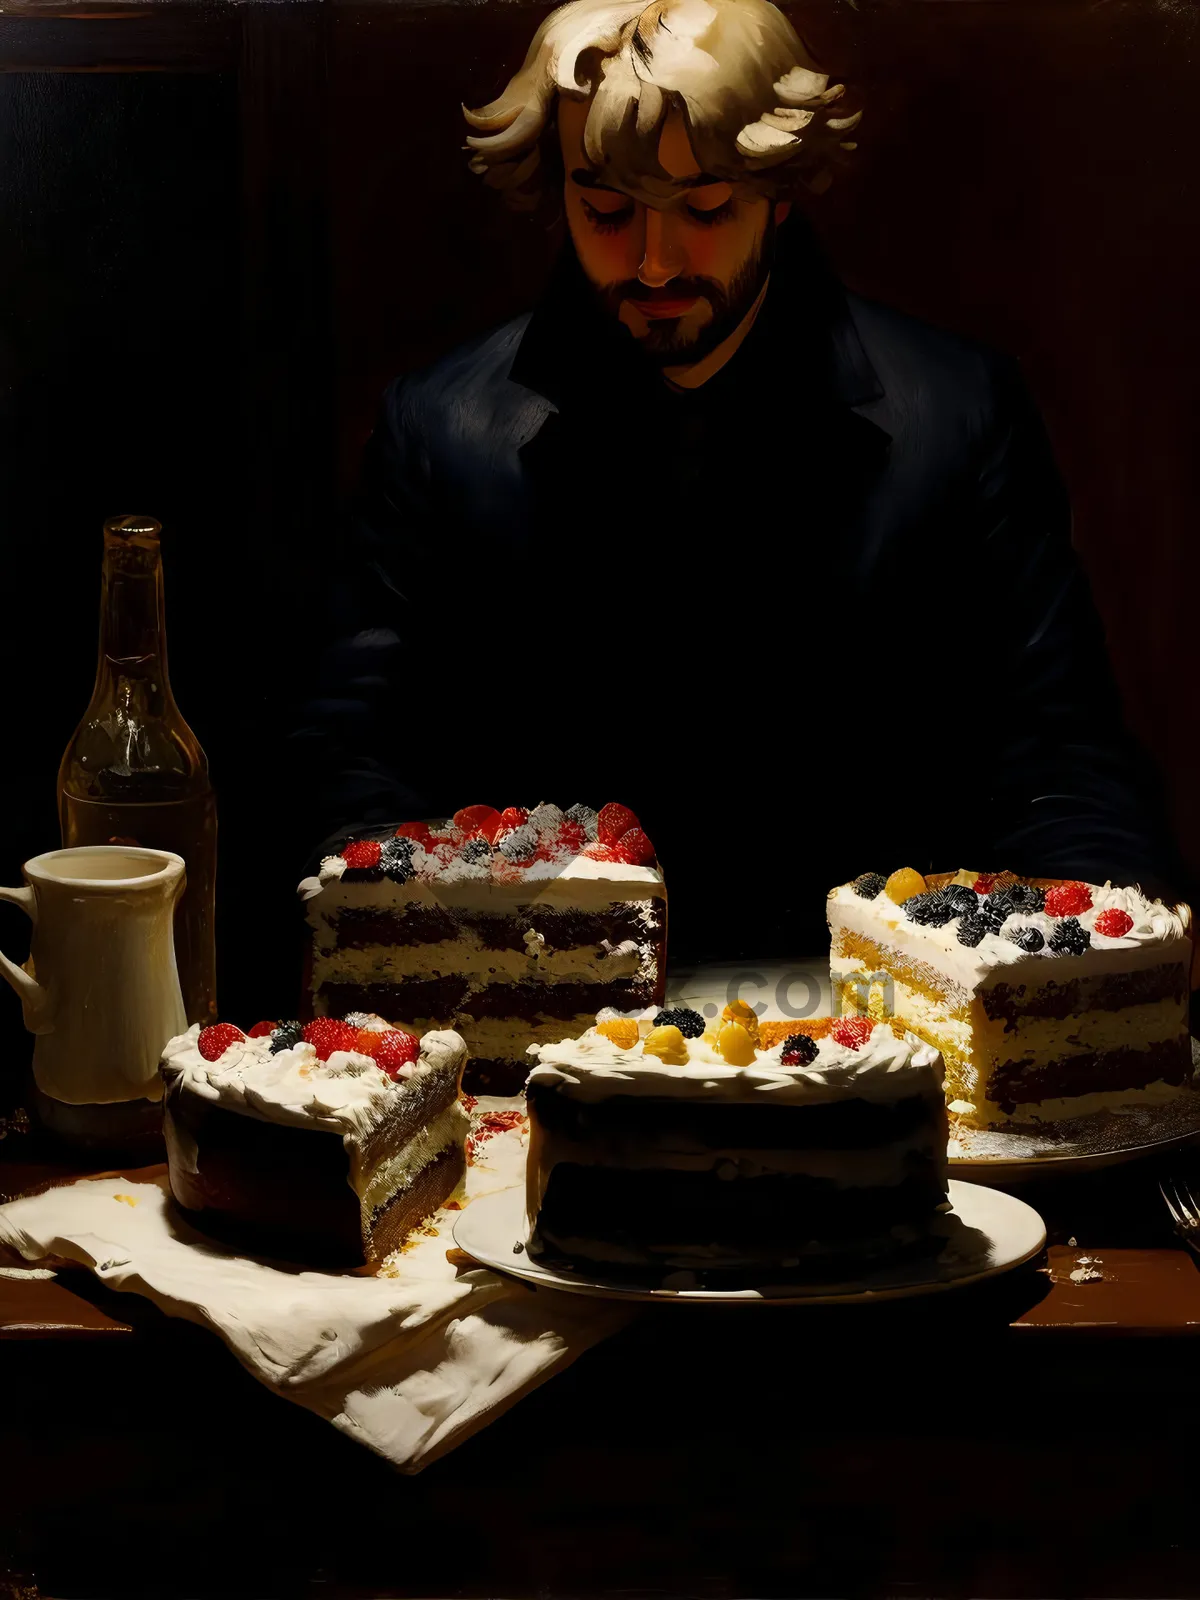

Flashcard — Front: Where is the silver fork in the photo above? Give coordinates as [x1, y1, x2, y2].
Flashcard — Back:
[1159, 1172, 1200, 1258]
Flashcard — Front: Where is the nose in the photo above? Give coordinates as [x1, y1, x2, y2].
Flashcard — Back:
[638, 207, 684, 287]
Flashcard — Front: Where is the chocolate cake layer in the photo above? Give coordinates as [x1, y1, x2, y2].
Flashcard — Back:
[982, 964, 1187, 1024]
[532, 1164, 946, 1251]
[163, 1080, 365, 1266]
[988, 1036, 1191, 1114]
[318, 977, 657, 1023]
[526, 1087, 941, 1150]
[533, 1228, 947, 1283]
[367, 1141, 466, 1259]
[323, 903, 662, 955]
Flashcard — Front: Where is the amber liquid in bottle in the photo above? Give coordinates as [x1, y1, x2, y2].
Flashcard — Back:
[59, 515, 217, 1025]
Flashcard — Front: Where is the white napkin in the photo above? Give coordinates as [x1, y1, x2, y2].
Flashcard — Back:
[0, 1108, 632, 1471]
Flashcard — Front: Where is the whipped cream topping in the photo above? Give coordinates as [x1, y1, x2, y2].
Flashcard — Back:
[160, 1024, 466, 1138]
[528, 1021, 942, 1106]
[828, 877, 1191, 996]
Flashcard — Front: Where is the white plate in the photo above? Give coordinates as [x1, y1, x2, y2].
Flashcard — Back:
[667, 962, 1200, 1185]
[453, 1180, 1046, 1306]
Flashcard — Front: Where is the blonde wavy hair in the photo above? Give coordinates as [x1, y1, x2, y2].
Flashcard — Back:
[463, 0, 860, 212]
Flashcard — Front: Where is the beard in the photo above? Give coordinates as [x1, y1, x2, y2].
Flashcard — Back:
[593, 214, 775, 367]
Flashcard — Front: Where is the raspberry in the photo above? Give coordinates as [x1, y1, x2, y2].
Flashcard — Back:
[302, 1018, 359, 1061]
[653, 1007, 706, 1039]
[852, 872, 887, 899]
[614, 827, 655, 866]
[1048, 916, 1090, 955]
[374, 1029, 421, 1078]
[831, 1017, 874, 1051]
[497, 806, 529, 834]
[781, 1033, 820, 1067]
[1094, 908, 1134, 939]
[197, 1023, 245, 1061]
[597, 802, 639, 845]
[454, 805, 502, 842]
[341, 838, 382, 870]
[395, 820, 433, 844]
[1044, 881, 1093, 918]
[247, 1020, 277, 1038]
[556, 821, 587, 855]
[974, 874, 998, 895]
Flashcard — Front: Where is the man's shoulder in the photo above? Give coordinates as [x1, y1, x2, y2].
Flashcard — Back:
[842, 292, 1023, 433]
[379, 314, 548, 444]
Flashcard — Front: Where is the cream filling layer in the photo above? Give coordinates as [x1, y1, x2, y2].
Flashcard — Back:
[307, 875, 666, 916]
[311, 937, 645, 986]
[352, 1101, 469, 1214]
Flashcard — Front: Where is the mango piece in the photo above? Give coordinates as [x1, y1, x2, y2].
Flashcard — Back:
[718, 1021, 757, 1066]
[721, 998, 761, 1046]
[642, 1024, 689, 1066]
[885, 867, 927, 905]
[596, 1018, 639, 1050]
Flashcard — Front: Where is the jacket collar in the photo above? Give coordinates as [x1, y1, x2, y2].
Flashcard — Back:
[508, 215, 884, 418]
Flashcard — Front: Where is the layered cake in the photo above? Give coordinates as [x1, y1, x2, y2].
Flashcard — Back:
[828, 868, 1193, 1127]
[300, 803, 666, 1092]
[525, 1005, 949, 1278]
[161, 1014, 468, 1265]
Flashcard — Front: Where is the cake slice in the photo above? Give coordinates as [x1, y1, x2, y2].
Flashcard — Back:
[161, 1015, 468, 1265]
[299, 803, 666, 1093]
[525, 1006, 949, 1278]
[828, 869, 1193, 1128]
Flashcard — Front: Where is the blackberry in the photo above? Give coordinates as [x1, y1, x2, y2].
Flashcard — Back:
[780, 1033, 820, 1067]
[1048, 917, 1090, 956]
[939, 885, 979, 918]
[957, 915, 990, 948]
[976, 895, 1011, 932]
[905, 891, 955, 927]
[852, 872, 887, 900]
[460, 836, 491, 864]
[653, 1006, 706, 1039]
[498, 822, 539, 862]
[380, 836, 416, 882]
[1008, 883, 1046, 914]
[1004, 925, 1045, 954]
[270, 1021, 304, 1054]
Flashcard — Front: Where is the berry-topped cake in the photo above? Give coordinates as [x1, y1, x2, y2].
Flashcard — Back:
[160, 1014, 468, 1265]
[828, 869, 1193, 1128]
[524, 1005, 949, 1279]
[300, 803, 666, 1093]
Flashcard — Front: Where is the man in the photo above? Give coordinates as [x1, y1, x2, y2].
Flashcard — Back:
[298, 0, 1180, 958]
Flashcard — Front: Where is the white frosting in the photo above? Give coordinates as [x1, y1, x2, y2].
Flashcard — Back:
[160, 1024, 466, 1139]
[527, 1022, 942, 1106]
[354, 1101, 471, 1213]
[828, 879, 1191, 1000]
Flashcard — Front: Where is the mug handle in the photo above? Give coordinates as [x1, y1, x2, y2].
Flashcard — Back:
[0, 885, 43, 1021]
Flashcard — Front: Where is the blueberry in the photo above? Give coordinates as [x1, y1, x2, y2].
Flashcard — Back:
[1005, 925, 1046, 954]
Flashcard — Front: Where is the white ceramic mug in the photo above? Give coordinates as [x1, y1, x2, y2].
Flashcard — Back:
[0, 846, 187, 1107]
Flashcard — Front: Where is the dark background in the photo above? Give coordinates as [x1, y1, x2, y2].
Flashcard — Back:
[2, 0, 1199, 1035]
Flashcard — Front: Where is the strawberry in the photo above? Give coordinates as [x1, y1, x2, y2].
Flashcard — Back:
[197, 1023, 246, 1062]
[454, 805, 503, 843]
[395, 820, 433, 845]
[830, 1016, 875, 1051]
[497, 806, 529, 835]
[1094, 907, 1134, 939]
[374, 1029, 421, 1078]
[1044, 881, 1093, 918]
[247, 1020, 277, 1038]
[973, 874, 998, 895]
[614, 827, 655, 865]
[341, 838, 382, 870]
[302, 1018, 359, 1061]
[597, 802, 639, 846]
[581, 842, 619, 862]
[556, 821, 587, 855]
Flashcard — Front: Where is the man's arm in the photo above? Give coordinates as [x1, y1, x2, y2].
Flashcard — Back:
[970, 356, 1184, 897]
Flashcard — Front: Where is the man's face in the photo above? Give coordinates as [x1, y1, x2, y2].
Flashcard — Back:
[558, 98, 786, 367]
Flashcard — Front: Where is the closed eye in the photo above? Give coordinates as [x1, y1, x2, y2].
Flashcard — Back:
[686, 198, 735, 226]
[582, 197, 635, 233]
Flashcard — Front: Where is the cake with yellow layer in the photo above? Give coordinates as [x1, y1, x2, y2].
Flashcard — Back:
[524, 1005, 949, 1278]
[828, 868, 1193, 1129]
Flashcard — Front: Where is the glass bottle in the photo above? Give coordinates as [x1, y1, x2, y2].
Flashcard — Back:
[58, 515, 217, 1026]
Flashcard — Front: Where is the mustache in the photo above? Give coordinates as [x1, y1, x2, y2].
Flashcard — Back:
[602, 278, 728, 313]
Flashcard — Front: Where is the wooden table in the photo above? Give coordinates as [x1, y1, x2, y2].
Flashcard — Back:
[3, 1127, 1200, 1600]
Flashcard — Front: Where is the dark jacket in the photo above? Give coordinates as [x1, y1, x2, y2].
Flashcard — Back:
[294, 218, 1179, 958]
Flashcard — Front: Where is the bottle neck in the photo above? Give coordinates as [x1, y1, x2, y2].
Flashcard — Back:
[92, 524, 175, 714]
